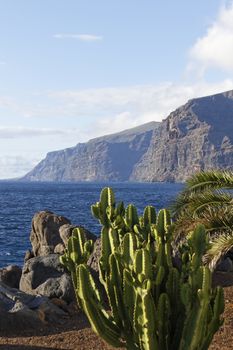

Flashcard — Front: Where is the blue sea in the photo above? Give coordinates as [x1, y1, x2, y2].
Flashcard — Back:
[0, 181, 183, 268]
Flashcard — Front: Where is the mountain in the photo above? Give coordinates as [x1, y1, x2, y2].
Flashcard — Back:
[22, 122, 159, 181]
[22, 90, 233, 182]
[132, 90, 233, 182]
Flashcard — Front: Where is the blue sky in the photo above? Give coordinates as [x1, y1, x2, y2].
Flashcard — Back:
[1, 0, 233, 178]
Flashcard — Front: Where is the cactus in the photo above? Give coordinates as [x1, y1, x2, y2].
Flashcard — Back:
[60, 227, 94, 306]
[61, 188, 224, 350]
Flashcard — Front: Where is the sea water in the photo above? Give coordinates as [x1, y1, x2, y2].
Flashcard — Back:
[0, 181, 183, 267]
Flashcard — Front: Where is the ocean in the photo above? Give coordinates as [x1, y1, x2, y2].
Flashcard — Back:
[0, 181, 183, 268]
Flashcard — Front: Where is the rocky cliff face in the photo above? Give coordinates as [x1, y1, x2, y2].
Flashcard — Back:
[132, 90, 233, 182]
[22, 90, 233, 182]
[23, 122, 159, 181]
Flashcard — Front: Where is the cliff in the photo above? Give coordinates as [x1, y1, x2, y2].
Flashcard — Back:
[22, 90, 233, 182]
[23, 122, 159, 181]
[132, 90, 233, 182]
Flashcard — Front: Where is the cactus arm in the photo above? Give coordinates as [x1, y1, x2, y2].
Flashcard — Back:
[137, 291, 159, 350]
[91, 187, 115, 226]
[77, 264, 123, 348]
[106, 254, 126, 327]
[123, 269, 136, 322]
[179, 268, 213, 350]
[125, 204, 139, 230]
[101, 227, 112, 267]
[156, 209, 171, 238]
[134, 249, 152, 281]
[122, 232, 139, 267]
[143, 206, 156, 227]
[201, 286, 224, 350]
[100, 187, 115, 225]
[109, 228, 120, 254]
[156, 293, 170, 350]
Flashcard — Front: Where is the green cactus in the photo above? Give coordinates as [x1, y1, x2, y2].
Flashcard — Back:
[60, 227, 94, 305]
[61, 188, 224, 350]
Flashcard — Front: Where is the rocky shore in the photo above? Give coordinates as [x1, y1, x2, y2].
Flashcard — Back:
[0, 211, 98, 332]
[0, 210, 233, 349]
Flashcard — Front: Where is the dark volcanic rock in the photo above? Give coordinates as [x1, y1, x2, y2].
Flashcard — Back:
[0, 282, 68, 332]
[19, 254, 75, 303]
[0, 265, 22, 289]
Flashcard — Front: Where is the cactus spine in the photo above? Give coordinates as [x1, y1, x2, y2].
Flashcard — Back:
[61, 188, 224, 350]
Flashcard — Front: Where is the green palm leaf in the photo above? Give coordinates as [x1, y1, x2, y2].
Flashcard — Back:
[186, 170, 233, 193]
[172, 170, 233, 267]
[204, 234, 233, 270]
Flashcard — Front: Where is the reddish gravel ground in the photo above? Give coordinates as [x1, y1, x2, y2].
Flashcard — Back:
[0, 286, 232, 350]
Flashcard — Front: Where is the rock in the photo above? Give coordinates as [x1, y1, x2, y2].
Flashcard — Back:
[54, 243, 65, 254]
[35, 273, 73, 301]
[24, 249, 34, 262]
[0, 306, 42, 333]
[0, 282, 69, 333]
[59, 224, 97, 247]
[212, 271, 233, 287]
[30, 211, 71, 256]
[87, 237, 101, 272]
[216, 257, 233, 272]
[59, 224, 76, 246]
[20, 254, 75, 303]
[37, 298, 68, 323]
[0, 265, 22, 289]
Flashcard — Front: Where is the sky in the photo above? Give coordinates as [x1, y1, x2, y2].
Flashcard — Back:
[1, 0, 233, 178]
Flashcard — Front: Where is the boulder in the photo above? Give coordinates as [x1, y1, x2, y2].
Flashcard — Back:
[216, 257, 233, 272]
[0, 282, 68, 333]
[59, 224, 76, 246]
[30, 211, 71, 256]
[19, 254, 75, 303]
[0, 265, 22, 289]
[59, 223, 97, 247]
[30, 211, 96, 257]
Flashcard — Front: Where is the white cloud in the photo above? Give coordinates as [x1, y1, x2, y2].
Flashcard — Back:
[1, 80, 233, 129]
[188, 2, 233, 74]
[53, 33, 103, 41]
[0, 126, 76, 138]
[0, 155, 40, 179]
[0, 61, 6, 65]
[48, 79, 233, 126]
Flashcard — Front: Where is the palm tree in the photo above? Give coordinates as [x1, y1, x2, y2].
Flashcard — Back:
[171, 170, 233, 268]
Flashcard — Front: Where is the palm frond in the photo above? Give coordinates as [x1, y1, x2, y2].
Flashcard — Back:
[186, 169, 233, 193]
[170, 192, 192, 217]
[172, 196, 233, 239]
[204, 233, 233, 270]
[200, 206, 233, 232]
[171, 170, 233, 215]
[187, 190, 233, 216]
